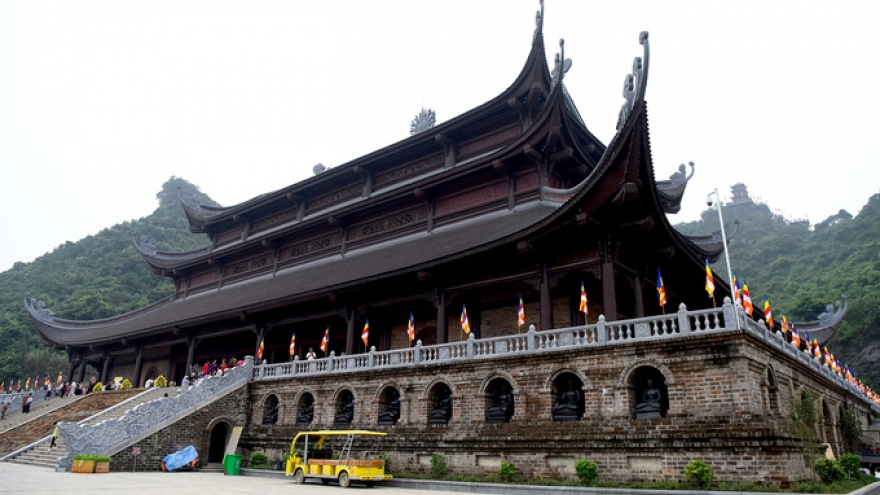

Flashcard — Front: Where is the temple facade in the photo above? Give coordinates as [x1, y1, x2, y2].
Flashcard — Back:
[26, 4, 874, 483]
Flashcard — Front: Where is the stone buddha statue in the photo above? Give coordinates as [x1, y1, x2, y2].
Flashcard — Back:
[296, 402, 314, 425]
[378, 391, 401, 425]
[429, 391, 452, 424]
[487, 385, 514, 423]
[635, 378, 663, 419]
[552, 379, 581, 421]
[334, 398, 354, 425]
[261, 403, 279, 426]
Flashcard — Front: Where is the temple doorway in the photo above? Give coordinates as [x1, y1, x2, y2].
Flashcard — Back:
[208, 422, 230, 463]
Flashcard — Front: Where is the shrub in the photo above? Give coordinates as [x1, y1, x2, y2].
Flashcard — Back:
[430, 453, 448, 478]
[814, 458, 845, 483]
[376, 452, 392, 473]
[119, 379, 132, 390]
[154, 375, 167, 387]
[91, 382, 103, 393]
[683, 459, 714, 488]
[249, 452, 270, 469]
[575, 459, 598, 485]
[498, 462, 518, 481]
[839, 453, 861, 479]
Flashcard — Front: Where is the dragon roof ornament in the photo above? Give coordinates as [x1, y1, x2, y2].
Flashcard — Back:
[616, 31, 650, 131]
[550, 38, 572, 89]
[534, 0, 544, 40]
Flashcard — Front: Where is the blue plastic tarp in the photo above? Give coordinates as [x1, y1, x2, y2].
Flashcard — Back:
[162, 445, 198, 472]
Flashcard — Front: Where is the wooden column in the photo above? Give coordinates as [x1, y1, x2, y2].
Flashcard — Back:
[540, 262, 552, 330]
[345, 308, 356, 355]
[633, 268, 645, 318]
[66, 352, 78, 383]
[601, 238, 617, 321]
[76, 352, 87, 383]
[133, 347, 144, 387]
[435, 290, 447, 344]
[100, 350, 111, 385]
[185, 337, 198, 376]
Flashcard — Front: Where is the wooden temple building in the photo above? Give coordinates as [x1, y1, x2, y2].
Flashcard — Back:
[25, 3, 871, 483]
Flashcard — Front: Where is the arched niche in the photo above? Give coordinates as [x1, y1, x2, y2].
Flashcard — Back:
[334, 389, 355, 426]
[551, 372, 584, 421]
[295, 392, 315, 426]
[261, 394, 279, 426]
[630, 366, 669, 419]
[377, 386, 401, 426]
[485, 377, 514, 424]
[428, 382, 453, 425]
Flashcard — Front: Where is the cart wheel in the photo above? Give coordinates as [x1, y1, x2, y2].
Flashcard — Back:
[292, 468, 305, 484]
[338, 471, 351, 488]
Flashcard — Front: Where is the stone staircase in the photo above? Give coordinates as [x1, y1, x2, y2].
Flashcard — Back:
[1, 387, 169, 469]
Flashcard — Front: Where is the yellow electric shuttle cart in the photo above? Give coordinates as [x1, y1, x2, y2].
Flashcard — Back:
[285, 430, 392, 488]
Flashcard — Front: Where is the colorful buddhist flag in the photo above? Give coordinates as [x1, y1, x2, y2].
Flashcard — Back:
[517, 294, 525, 328]
[25, 377, 30, 390]
[764, 298, 774, 329]
[257, 336, 265, 360]
[289, 332, 296, 358]
[407, 312, 415, 342]
[742, 281, 754, 316]
[16, 380, 21, 392]
[460, 304, 471, 334]
[656, 269, 667, 308]
[579, 282, 588, 316]
[320, 326, 330, 353]
[732, 271, 741, 307]
[362, 319, 370, 346]
[813, 339, 822, 360]
[57, 371, 63, 384]
[780, 312, 788, 335]
[791, 323, 800, 349]
[704, 259, 715, 299]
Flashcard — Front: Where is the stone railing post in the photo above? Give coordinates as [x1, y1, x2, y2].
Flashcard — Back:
[527, 324, 536, 350]
[466, 332, 475, 358]
[677, 303, 690, 333]
[722, 297, 735, 329]
[369, 346, 376, 369]
[597, 315, 607, 344]
[414, 340, 422, 365]
[244, 355, 255, 381]
[327, 351, 336, 372]
[292, 356, 299, 376]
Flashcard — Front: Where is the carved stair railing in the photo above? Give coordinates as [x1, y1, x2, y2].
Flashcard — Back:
[56, 356, 253, 471]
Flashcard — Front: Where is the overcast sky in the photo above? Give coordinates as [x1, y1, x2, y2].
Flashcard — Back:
[1, 1, 878, 272]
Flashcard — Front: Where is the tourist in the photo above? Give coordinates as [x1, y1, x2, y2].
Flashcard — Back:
[1, 401, 9, 420]
[220, 359, 228, 375]
[48, 422, 59, 450]
[202, 361, 210, 377]
[144, 378, 154, 388]
[23, 393, 32, 413]
[181, 375, 190, 387]
[306, 347, 317, 360]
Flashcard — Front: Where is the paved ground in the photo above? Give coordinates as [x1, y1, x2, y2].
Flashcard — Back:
[0, 462, 447, 495]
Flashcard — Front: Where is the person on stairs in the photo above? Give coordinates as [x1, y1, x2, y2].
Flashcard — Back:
[48, 422, 59, 451]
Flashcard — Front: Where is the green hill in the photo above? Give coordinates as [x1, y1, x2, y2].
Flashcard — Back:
[1, 180, 878, 390]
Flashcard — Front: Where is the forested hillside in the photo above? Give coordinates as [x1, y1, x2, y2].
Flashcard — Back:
[0, 180, 878, 390]
[675, 189, 880, 386]
[0, 177, 214, 384]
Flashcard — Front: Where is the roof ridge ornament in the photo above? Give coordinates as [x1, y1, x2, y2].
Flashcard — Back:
[410, 108, 436, 135]
[616, 31, 650, 131]
[550, 38, 572, 89]
[534, 0, 544, 40]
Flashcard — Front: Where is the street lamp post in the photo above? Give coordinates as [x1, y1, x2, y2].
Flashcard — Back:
[707, 188, 739, 329]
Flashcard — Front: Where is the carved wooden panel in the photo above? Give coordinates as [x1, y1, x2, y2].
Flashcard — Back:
[347, 207, 428, 242]
[458, 124, 520, 159]
[307, 183, 362, 211]
[375, 155, 443, 188]
[189, 269, 220, 290]
[215, 227, 242, 246]
[278, 232, 343, 264]
[251, 206, 299, 234]
[515, 171, 540, 192]
[224, 253, 273, 279]
[434, 180, 508, 218]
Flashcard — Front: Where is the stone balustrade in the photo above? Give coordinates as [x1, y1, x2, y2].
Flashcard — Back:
[253, 298, 880, 414]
